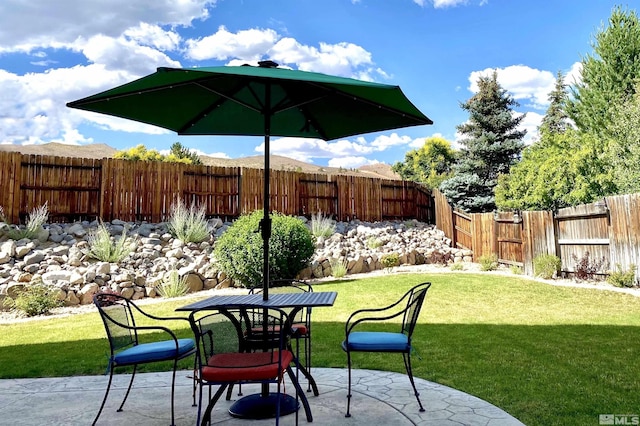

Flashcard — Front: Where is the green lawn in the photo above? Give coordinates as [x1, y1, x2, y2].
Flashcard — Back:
[2, 272, 639, 426]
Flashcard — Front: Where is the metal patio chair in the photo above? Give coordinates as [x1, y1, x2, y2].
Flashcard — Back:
[92, 293, 196, 426]
[249, 279, 315, 392]
[188, 306, 312, 426]
[341, 282, 431, 417]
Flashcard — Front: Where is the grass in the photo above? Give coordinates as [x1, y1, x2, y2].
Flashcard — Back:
[2, 273, 640, 425]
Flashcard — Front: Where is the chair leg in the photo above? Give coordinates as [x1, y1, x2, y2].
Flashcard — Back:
[403, 353, 425, 412]
[117, 365, 137, 412]
[201, 384, 227, 426]
[345, 351, 352, 417]
[287, 366, 312, 422]
[92, 365, 115, 426]
[169, 359, 178, 426]
[192, 356, 198, 407]
[305, 337, 312, 393]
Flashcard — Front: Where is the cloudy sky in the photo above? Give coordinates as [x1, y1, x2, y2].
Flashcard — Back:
[0, 0, 621, 168]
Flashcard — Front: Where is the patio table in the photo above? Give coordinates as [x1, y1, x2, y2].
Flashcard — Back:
[177, 291, 337, 420]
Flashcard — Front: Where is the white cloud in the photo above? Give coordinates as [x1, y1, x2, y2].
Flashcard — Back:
[432, 0, 468, 8]
[185, 26, 279, 61]
[566, 61, 582, 87]
[468, 65, 556, 110]
[0, 0, 214, 52]
[255, 132, 415, 165]
[328, 156, 379, 169]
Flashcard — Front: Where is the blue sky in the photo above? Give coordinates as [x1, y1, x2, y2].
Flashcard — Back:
[0, 0, 625, 168]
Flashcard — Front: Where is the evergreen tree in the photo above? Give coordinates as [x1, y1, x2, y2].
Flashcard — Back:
[540, 70, 570, 135]
[567, 6, 640, 137]
[170, 142, 203, 165]
[440, 70, 525, 212]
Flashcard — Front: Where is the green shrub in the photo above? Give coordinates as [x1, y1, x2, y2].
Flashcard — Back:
[510, 265, 523, 275]
[450, 262, 464, 271]
[214, 210, 315, 288]
[533, 254, 561, 279]
[310, 211, 335, 238]
[85, 222, 135, 262]
[478, 253, 498, 271]
[381, 253, 400, 268]
[366, 236, 383, 249]
[167, 199, 210, 243]
[6, 203, 49, 240]
[607, 264, 637, 288]
[5, 282, 62, 317]
[156, 270, 189, 298]
[330, 258, 349, 278]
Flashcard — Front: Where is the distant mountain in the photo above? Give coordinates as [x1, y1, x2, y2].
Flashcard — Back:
[0, 142, 117, 159]
[0, 142, 402, 180]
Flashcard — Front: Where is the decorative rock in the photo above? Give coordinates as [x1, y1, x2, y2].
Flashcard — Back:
[79, 283, 99, 304]
[184, 273, 203, 293]
[64, 291, 80, 306]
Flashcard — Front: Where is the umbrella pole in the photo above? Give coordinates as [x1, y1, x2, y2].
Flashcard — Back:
[261, 85, 272, 302]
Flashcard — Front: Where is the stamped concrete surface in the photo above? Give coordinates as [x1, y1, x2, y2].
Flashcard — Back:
[0, 368, 524, 426]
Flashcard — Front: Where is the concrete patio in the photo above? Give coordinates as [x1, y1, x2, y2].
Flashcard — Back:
[0, 367, 524, 426]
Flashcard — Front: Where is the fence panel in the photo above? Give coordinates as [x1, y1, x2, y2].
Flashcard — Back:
[493, 212, 523, 266]
[454, 209, 473, 251]
[17, 154, 101, 223]
[433, 189, 453, 240]
[521, 211, 556, 276]
[607, 194, 640, 281]
[0, 152, 21, 223]
[381, 180, 415, 220]
[299, 173, 338, 218]
[469, 212, 492, 258]
[183, 165, 240, 219]
[555, 203, 610, 277]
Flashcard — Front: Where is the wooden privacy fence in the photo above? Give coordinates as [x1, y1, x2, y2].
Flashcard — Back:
[0, 152, 434, 225]
[434, 188, 640, 280]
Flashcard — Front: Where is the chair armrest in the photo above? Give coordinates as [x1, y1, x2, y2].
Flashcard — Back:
[102, 310, 183, 345]
[344, 308, 406, 338]
[129, 302, 191, 323]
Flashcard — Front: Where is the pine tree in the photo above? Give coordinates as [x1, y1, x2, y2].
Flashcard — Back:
[440, 70, 526, 212]
[567, 6, 640, 137]
[540, 71, 570, 135]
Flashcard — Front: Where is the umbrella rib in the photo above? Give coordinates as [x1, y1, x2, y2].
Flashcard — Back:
[308, 82, 433, 125]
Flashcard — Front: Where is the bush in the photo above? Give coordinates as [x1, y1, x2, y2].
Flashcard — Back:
[156, 270, 189, 298]
[478, 254, 498, 271]
[381, 253, 400, 268]
[167, 199, 210, 243]
[6, 203, 48, 240]
[510, 265, 523, 275]
[572, 251, 607, 281]
[6, 282, 61, 317]
[533, 254, 561, 279]
[85, 222, 135, 262]
[366, 236, 383, 249]
[607, 264, 637, 288]
[214, 210, 315, 289]
[330, 258, 349, 278]
[450, 262, 464, 271]
[310, 211, 335, 238]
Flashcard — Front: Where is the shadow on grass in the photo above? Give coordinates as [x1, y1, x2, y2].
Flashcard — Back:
[2, 321, 639, 426]
[312, 321, 640, 426]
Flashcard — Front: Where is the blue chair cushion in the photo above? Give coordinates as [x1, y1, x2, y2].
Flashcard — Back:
[344, 331, 409, 352]
[114, 338, 195, 365]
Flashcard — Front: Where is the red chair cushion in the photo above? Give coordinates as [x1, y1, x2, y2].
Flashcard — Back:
[201, 350, 293, 382]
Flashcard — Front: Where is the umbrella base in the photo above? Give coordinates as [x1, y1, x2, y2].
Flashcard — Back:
[229, 392, 299, 419]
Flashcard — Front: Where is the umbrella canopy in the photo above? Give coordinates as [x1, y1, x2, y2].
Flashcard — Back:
[67, 61, 432, 299]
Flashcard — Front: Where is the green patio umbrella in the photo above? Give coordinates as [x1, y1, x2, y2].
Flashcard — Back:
[67, 60, 432, 299]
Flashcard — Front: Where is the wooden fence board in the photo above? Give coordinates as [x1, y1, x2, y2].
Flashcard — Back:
[607, 194, 640, 281]
[522, 211, 555, 276]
